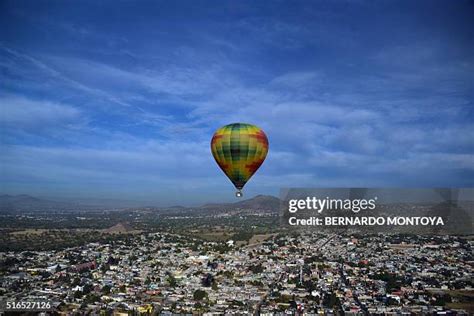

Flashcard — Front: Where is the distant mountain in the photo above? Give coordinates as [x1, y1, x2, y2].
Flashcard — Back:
[0, 193, 282, 214]
[231, 194, 281, 211]
[201, 195, 281, 212]
[55, 197, 148, 208]
[0, 194, 91, 212]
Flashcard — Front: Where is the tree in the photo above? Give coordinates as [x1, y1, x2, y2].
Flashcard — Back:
[100, 263, 110, 273]
[323, 292, 339, 308]
[101, 285, 111, 294]
[82, 283, 93, 295]
[193, 289, 207, 301]
[84, 293, 100, 304]
[167, 275, 177, 287]
[71, 277, 81, 287]
[250, 264, 264, 274]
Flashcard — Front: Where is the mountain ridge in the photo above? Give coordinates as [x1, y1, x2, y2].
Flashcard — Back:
[0, 194, 281, 213]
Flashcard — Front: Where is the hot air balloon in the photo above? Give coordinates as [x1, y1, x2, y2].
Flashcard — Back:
[211, 123, 269, 197]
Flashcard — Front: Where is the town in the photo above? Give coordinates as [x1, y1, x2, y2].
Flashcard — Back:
[1, 232, 472, 314]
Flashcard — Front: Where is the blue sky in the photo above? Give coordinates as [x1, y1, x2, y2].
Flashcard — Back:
[1, 1, 473, 205]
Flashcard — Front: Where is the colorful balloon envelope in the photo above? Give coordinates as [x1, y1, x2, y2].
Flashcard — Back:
[211, 123, 269, 197]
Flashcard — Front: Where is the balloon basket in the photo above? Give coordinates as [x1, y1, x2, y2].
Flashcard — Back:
[235, 190, 243, 198]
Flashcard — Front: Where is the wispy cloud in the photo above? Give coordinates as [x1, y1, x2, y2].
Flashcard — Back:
[1, 45, 136, 108]
[1, 95, 80, 127]
[0, 1, 473, 202]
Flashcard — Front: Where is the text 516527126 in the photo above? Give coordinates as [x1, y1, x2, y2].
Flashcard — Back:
[1, 300, 52, 312]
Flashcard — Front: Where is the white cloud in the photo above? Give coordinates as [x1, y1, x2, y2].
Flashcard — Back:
[270, 71, 321, 88]
[1, 27, 473, 200]
[0, 96, 80, 127]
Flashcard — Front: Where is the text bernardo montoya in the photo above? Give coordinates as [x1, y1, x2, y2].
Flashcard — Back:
[286, 197, 444, 226]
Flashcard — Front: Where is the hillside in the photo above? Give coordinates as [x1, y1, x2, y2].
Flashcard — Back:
[201, 195, 280, 211]
[0, 194, 95, 212]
